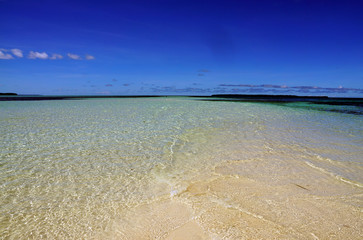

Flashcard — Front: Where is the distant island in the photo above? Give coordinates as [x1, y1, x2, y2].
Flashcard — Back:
[0, 93, 17, 95]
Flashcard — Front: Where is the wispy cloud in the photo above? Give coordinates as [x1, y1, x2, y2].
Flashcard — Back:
[49, 54, 63, 60]
[150, 85, 212, 94]
[198, 69, 210, 73]
[11, 49, 23, 58]
[105, 84, 113, 87]
[67, 53, 81, 60]
[28, 51, 48, 59]
[1, 48, 95, 61]
[220, 84, 287, 88]
[219, 84, 363, 94]
[0, 50, 14, 59]
[147, 83, 363, 95]
[85, 54, 95, 60]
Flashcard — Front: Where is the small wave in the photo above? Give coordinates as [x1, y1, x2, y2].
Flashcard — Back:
[305, 161, 363, 188]
[315, 155, 336, 164]
[169, 137, 178, 161]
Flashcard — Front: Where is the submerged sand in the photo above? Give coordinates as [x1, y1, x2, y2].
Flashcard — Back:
[1, 98, 362, 239]
[97, 156, 362, 239]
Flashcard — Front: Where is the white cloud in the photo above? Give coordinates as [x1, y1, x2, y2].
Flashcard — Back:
[28, 51, 49, 59]
[0, 50, 14, 59]
[85, 54, 95, 60]
[49, 54, 63, 60]
[1, 48, 94, 61]
[67, 53, 81, 60]
[11, 49, 23, 58]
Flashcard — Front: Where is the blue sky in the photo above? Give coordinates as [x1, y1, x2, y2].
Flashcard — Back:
[0, 0, 362, 96]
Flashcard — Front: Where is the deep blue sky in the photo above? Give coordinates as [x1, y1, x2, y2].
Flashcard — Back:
[1, 0, 362, 96]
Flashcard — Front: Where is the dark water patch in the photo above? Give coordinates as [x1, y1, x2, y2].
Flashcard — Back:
[323, 108, 363, 115]
[196, 94, 363, 116]
[210, 94, 363, 106]
[310, 100, 363, 107]
[0, 95, 167, 101]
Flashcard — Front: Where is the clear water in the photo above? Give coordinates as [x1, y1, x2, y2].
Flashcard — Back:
[0, 97, 362, 239]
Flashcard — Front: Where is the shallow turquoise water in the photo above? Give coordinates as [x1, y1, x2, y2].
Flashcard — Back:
[0, 97, 362, 239]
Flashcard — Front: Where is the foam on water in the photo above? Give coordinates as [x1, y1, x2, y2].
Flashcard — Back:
[0, 97, 362, 239]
